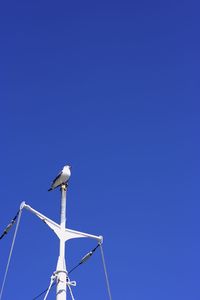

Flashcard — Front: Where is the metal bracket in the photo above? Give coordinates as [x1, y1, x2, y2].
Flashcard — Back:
[67, 279, 76, 287]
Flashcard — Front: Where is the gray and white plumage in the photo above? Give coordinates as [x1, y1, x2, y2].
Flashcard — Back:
[48, 165, 71, 191]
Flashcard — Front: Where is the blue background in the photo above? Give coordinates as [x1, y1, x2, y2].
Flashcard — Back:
[0, 0, 200, 299]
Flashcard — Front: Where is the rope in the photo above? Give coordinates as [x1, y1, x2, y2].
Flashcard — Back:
[68, 284, 75, 300]
[0, 208, 23, 300]
[43, 274, 56, 300]
[99, 243, 112, 300]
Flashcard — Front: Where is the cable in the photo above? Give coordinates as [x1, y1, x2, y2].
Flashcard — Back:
[68, 244, 100, 274]
[32, 244, 100, 299]
[0, 210, 20, 240]
[99, 243, 113, 300]
[32, 282, 56, 300]
[0, 208, 23, 300]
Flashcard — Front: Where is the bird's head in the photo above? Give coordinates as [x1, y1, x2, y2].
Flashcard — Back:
[65, 164, 71, 169]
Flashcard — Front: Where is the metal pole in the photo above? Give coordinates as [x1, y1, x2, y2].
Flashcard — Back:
[56, 184, 67, 300]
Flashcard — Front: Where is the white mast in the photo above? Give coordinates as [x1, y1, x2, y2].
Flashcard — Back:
[0, 166, 110, 300]
[20, 170, 102, 300]
[56, 184, 67, 300]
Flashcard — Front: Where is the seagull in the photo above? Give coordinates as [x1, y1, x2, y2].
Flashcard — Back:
[48, 165, 71, 191]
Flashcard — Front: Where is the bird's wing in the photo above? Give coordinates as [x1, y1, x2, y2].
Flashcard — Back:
[51, 170, 63, 185]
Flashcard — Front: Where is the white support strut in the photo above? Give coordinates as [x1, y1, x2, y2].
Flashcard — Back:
[23, 205, 102, 243]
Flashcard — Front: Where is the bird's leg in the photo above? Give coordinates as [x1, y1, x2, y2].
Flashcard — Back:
[60, 183, 68, 191]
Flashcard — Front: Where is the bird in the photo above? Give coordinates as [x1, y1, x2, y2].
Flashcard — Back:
[48, 165, 71, 191]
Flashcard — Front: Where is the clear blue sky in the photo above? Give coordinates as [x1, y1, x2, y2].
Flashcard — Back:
[0, 0, 200, 299]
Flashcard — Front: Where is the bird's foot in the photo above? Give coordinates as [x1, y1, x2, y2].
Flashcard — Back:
[60, 182, 68, 191]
